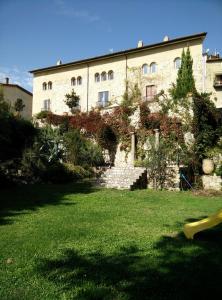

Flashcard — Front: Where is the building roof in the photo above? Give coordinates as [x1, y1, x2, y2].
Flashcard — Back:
[207, 57, 222, 63]
[0, 83, 33, 96]
[30, 32, 207, 74]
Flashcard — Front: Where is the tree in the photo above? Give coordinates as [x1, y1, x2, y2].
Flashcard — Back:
[142, 136, 177, 190]
[14, 98, 25, 114]
[0, 87, 10, 114]
[171, 48, 196, 99]
[192, 93, 221, 163]
[64, 89, 80, 113]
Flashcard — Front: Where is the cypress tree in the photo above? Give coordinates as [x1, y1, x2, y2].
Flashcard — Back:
[172, 48, 196, 99]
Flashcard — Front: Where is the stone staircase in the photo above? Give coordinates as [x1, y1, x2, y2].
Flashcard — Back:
[99, 166, 147, 190]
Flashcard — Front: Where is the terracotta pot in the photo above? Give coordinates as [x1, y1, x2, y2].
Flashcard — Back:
[202, 159, 214, 175]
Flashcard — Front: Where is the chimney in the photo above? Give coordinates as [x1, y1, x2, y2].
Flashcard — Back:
[5, 77, 9, 84]
[137, 40, 143, 48]
[56, 60, 62, 65]
[163, 35, 170, 42]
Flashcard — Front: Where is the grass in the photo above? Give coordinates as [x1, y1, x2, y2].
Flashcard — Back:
[0, 182, 222, 299]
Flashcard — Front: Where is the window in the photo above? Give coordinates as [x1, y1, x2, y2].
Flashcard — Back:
[150, 62, 157, 73]
[101, 72, 107, 81]
[48, 81, 52, 90]
[98, 91, 109, 107]
[142, 64, 148, 74]
[108, 70, 114, 80]
[174, 57, 181, 70]
[77, 76, 82, 85]
[146, 85, 157, 100]
[42, 99, 50, 111]
[214, 74, 222, 87]
[95, 73, 100, 82]
[71, 77, 76, 86]
[42, 82, 47, 90]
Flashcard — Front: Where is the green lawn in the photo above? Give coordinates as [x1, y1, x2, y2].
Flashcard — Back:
[1, 182, 222, 300]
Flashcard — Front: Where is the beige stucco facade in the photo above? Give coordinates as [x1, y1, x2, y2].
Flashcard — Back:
[31, 33, 222, 115]
[1, 83, 33, 119]
[206, 59, 222, 108]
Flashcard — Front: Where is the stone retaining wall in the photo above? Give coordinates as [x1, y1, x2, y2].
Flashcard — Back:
[202, 175, 222, 191]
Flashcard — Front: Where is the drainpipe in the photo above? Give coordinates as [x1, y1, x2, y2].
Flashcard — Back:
[125, 55, 128, 93]
[202, 53, 207, 93]
[86, 63, 89, 112]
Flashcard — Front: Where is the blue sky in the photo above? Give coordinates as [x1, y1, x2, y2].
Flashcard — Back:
[0, 0, 221, 92]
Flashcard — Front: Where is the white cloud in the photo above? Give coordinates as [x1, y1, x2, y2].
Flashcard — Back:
[54, 0, 100, 23]
[0, 66, 33, 92]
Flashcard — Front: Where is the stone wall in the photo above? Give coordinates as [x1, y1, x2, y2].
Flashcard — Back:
[202, 175, 222, 191]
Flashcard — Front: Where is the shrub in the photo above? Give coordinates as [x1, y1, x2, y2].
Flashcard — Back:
[42, 163, 93, 184]
[81, 140, 104, 167]
[20, 144, 47, 183]
[215, 164, 222, 177]
[0, 114, 36, 162]
[42, 162, 73, 184]
[63, 129, 104, 167]
[35, 110, 49, 119]
[63, 130, 85, 165]
[192, 93, 221, 171]
[63, 163, 93, 179]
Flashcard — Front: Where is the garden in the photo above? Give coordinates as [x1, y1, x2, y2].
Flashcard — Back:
[1, 49, 222, 299]
[1, 183, 222, 299]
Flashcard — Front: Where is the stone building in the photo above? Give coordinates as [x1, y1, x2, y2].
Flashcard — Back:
[0, 78, 33, 119]
[30, 32, 222, 115]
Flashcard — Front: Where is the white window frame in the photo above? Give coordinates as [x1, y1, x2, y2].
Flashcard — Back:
[42, 99, 51, 111]
[42, 82, 47, 90]
[150, 62, 157, 73]
[71, 77, 76, 86]
[98, 91, 109, 107]
[101, 72, 107, 81]
[174, 58, 181, 70]
[108, 70, 114, 80]
[95, 73, 100, 82]
[142, 64, 148, 75]
[77, 76, 82, 85]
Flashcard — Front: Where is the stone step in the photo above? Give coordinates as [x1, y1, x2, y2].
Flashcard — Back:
[98, 166, 147, 190]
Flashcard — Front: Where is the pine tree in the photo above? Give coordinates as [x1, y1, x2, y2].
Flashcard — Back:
[171, 48, 196, 99]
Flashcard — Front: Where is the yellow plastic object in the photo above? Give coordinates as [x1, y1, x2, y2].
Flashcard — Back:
[183, 209, 222, 239]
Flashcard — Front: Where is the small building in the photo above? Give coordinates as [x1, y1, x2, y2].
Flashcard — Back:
[0, 78, 33, 119]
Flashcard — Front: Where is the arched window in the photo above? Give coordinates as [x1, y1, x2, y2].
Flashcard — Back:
[95, 73, 100, 82]
[42, 82, 47, 90]
[142, 64, 148, 74]
[48, 81, 52, 90]
[108, 70, 114, 80]
[101, 72, 107, 81]
[174, 57, 181, 70]
[71, 77, 76, 86]
[150, 62, 157, 73]
[77, 76, 82, 85]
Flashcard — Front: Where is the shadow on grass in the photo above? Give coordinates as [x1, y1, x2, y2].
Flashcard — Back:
[37, 225, 222, 300]
[0, 181, 96, 226]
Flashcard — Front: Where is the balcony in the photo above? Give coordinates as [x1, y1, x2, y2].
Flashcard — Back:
[96, 101, 109, 108]
[71, 104, 81, 113]
[41, 107, 50, 112]
[142, 95, 157, 102]
[214, 75, 222, 88]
